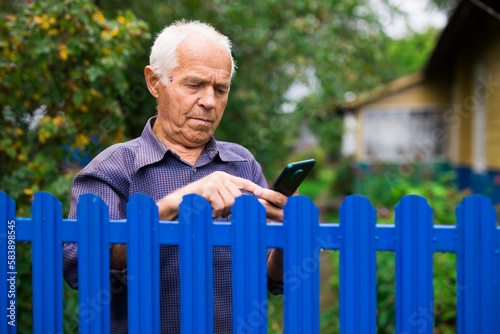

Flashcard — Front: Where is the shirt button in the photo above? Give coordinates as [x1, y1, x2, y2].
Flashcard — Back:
[193, 168, 197, 172]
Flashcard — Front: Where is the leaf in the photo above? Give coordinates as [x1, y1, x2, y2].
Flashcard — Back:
[72, 90, 84, 104]
[85, 66, 103, 82]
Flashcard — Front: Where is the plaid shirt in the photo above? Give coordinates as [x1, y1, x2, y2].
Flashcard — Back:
[63, 117, 268, 333]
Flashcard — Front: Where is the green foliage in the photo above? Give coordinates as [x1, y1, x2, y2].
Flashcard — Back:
[0, 0, 150, 216]
[388, 170, 467, 225]
[353, 162, 462, 216]
[383, 27, 441, 79]
[0, 1, 149, 332]
[329, 157, 356, 196]
[268, 293, 285, 333]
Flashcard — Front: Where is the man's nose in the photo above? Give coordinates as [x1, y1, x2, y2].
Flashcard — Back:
[198, 87, 216, 110]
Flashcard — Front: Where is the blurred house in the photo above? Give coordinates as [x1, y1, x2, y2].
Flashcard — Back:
[341, 0, 500, 203]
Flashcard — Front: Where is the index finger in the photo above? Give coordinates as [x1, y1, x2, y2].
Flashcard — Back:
[254, 188, 288, 208]
[225, 174, 261, 194]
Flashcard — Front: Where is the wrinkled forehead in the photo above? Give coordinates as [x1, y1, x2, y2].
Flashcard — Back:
[176, 36, 232, 74]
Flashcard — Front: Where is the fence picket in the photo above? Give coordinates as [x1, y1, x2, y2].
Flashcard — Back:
[127, 194, 161, 333]
[1, 190, 499, 333]
[179, 194, 214, 333]
[31, 192, 64, 333]
[231, 195, 268, 334]
[0, 192, 16, 334]
[77, 193, 111, 333]
[284, 195, 320, 334]
[395, 195, 434, 334]
[339, 195, 377, 334]
[456, 195, 498, 333]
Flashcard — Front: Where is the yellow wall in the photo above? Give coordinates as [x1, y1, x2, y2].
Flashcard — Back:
[449, 51, 473, 167]
[450, 27, 500, 170]
[483, 32, 500, 170]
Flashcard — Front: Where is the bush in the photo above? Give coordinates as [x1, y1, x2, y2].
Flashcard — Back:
[0, 2, 150, 332]
[0, 0, 150, 216]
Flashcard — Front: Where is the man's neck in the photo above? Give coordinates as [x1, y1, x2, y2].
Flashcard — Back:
[168, 144, 204, 166]
[152, 122, 204, 166]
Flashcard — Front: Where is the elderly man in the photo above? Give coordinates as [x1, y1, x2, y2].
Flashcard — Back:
[63, 20, 286, 333]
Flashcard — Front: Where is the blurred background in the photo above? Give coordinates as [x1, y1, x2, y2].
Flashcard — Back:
[2, 0, 499, 332]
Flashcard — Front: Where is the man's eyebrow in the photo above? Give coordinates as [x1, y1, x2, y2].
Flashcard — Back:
[215, 82, 231, 89]
[182, 76, 205, 84]
[182, 76, 230, 88]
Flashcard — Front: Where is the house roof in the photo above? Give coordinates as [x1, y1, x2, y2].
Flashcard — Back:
[340, 72, 424, 111]
[425, 0, 500, 76]
[340, 0, 500, 112]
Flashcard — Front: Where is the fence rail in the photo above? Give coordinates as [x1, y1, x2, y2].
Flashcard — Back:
[1, 191, 499, 333]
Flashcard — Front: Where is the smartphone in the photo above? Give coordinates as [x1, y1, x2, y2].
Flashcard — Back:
[270, 159, 316, 196]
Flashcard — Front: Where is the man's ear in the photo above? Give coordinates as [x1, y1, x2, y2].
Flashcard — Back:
[144, 66, 160, 98]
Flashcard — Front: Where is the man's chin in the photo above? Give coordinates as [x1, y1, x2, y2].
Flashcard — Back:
[183, 133, 213, 148]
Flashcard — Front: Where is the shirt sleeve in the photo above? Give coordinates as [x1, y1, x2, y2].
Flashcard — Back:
[63, 172, 129, 290]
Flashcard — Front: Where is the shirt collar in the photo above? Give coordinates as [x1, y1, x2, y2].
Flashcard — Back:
[134, 116, 246, 171]
[215, 140, 248, 162]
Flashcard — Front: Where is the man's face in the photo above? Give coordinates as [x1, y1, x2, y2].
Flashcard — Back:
[152, 37, 232, 149]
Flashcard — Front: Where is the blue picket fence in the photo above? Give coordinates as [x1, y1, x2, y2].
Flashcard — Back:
[1, 191, 499, 333]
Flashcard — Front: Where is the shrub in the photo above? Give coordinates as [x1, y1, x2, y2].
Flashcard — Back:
[0, 2, 150, 331]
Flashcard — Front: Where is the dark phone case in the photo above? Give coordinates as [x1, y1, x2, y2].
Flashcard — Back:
[270, 159, 316, 196]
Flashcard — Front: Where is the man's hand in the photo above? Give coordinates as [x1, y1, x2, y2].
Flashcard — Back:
[253, 187, 288, 222]
[157, 171, 269, 220]
[255, 188, 294, 285]
[110, 244, 127, 270]
[112, 171, 290, 274]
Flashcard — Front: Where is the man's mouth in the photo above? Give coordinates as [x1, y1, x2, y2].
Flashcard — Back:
[188, 117, 214, 127]
[190, 117, 213, 123]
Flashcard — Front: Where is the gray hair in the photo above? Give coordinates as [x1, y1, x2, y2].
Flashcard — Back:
[149, 20, 236, 85]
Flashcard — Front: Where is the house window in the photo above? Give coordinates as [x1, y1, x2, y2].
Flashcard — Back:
[362, 107, 445, 162]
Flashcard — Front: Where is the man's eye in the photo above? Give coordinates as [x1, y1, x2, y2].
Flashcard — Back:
[216, 88, 228, 94]
[188, 84, 200, 88]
